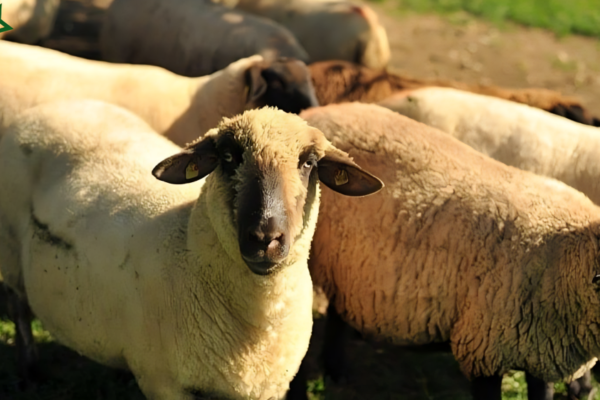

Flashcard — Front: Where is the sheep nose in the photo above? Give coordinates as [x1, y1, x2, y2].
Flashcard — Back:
[247, 229, 284, 246]
[241, 216, 289, 275]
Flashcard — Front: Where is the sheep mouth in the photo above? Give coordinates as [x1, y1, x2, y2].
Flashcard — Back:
[243, 259, 282, 276]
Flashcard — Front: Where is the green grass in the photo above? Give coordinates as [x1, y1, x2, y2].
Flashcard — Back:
[375, 0, 600, 38]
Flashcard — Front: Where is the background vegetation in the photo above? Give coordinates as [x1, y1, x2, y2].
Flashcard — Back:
[373, 0, 600, 37]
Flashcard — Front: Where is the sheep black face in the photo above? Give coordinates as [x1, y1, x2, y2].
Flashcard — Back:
[245, 58, 320, 115]
[152, 108, 383, 275]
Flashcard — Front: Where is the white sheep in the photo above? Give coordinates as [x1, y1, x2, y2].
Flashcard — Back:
[0, 100, 383, 399]
[100, 0, 310, 77]
[377, 87, 600, 205]
[0, 0, 59, 43]
[0, 40, 319, 145]
[227, 0, 390, 69]
[292, 102, 600, 400]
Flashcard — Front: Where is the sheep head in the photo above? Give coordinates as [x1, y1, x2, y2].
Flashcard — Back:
[245, 58, 319, 114]
[153, 107, 383, 275]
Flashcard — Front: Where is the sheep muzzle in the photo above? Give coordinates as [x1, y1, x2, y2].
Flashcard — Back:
[237, 171, 291, 275]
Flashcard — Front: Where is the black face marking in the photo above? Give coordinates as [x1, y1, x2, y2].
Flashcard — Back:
[261, 58, 319, 114]
[593, 274, 600, 285]
[298, 149, 317, 188]
[31, 213, 73, 251]
[215, 133, 244, 177]
[237, 169, 290, 275]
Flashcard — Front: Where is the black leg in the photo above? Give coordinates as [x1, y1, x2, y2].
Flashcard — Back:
[525, 372, 555, 400]
[471, 375, 502, 400]
[5, 286, 38, 387]
[568, 370, 594, 400]
[321, 302, 350, 383]
[286, 359, 309, 400]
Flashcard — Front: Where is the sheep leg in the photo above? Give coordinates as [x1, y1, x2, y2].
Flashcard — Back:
[471, 375, 502, 400]
[322, 302, 350, 383]
[5, 285, 39, 385]
[525, 372, 554, 400]
[286, 358, 309, 400]
[568, 370, 595, 400]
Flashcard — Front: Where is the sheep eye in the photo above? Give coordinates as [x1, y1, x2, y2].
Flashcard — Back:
[303, 160, 315, 169]
[223, 152, 233, 163]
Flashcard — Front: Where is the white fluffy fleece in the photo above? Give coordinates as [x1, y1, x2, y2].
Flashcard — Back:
[0, 40, 264, 145]
[0, 100, 321, 400]
[378, 87, 600, 205]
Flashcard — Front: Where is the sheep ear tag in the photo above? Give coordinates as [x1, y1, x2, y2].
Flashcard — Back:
[152, 140, 219, 185]
[318, 153, 384, 197]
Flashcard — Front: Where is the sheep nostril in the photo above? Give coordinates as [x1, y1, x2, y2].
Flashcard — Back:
[248, 230, 264, 243]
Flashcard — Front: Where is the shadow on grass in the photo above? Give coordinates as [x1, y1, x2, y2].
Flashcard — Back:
[303, 317, 473, 400]
[0, 284, 144, 400]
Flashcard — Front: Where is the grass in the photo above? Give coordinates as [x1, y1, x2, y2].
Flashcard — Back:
[372, 0, 600, 38]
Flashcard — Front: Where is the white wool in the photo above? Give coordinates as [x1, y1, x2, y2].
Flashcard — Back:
[0, 100, 320, 400]
[0, 41, 263, 145]
[379, 87, 600, 205]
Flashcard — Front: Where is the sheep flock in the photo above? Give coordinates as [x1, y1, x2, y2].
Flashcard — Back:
[0, 1, 599, 400]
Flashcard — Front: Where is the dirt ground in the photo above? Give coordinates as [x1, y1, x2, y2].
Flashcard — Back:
[371, 1, 600, 117]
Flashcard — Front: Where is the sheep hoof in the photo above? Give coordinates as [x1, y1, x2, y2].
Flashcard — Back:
[568, 370, 594, 400]
[525, 372, 554, 400]
[4, 285, 40, 388]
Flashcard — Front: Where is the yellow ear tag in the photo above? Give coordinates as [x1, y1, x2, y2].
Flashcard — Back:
[334, 169, 349, 186]
[186, 161, 200, 180]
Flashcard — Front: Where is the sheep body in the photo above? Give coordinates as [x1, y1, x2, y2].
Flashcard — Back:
[229, 0, 390, 69]
[100, 0, 309, 77]
[0, 0, 59, 43]
[0, 41, 318, 145]
[302, 103, 600, 382]
[378, 87, 600, 205]
[0, 101, 324, 400]
[309, 60, 599, 126]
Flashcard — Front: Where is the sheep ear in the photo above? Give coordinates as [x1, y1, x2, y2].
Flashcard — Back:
[152, 138, 219, 184]
[318, 149, 384, 196]
[245, 63, 268, 105]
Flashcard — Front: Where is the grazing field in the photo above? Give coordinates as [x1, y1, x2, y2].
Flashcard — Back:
[375, 0, 600, 38]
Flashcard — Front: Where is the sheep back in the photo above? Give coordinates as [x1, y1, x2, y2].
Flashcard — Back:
[101, 0, 309, 77]
[302, 102, 600, 381]
[378, 87, 600, 205]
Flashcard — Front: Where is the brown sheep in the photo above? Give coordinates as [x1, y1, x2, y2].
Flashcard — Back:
[290, 102, 600, 400]
[308, 60, 599, 126]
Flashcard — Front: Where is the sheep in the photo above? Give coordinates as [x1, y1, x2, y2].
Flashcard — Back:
[221, 0, 390, 70]
[289, 102, 600, 400]
[0, 41, 319, 145]
[379, 86, 600, 400]
[0, 0, 59, 43]
[308, 60, 600, 126]
[100, 0, 310, 77]
[0, 99, 383, 399]
[378, 87, 600, 206]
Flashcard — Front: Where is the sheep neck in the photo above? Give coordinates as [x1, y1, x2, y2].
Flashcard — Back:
[169, 175, 319, 398]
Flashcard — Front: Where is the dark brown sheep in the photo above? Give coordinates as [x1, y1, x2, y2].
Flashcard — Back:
[309, 60, 600, 126]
